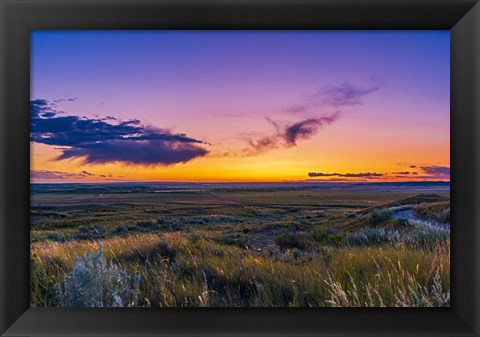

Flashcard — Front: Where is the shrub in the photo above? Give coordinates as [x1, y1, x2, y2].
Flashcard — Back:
[391, 218, 411, 228]
[112, 224, 129, 235]
[323, 232, 346, 247]
[188, 233, 202, 244]
[136, 220, 155, 228]
[312, 227, 346, 247]
[345, 213, 358, 219]
[128, 224, 140, 231]
[347, 221, 449, 248]
[47, 232, 64, 242]
[312, 227, 328, 242]
[214, 235, 248, 248]
[241, 226, 251, 234]
[347, 227, 400, 246]
[290, 248, 302, 260]
[367, 209, 393, 226]
[441, 208, 450, 224]
[274, 229, 307, 250]
[73, 225, 105, 241]
[402, 220, 450, 248]
[55, 246, 140, 307]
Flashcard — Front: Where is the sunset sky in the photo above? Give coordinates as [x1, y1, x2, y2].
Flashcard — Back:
[30, 30, 450, 183]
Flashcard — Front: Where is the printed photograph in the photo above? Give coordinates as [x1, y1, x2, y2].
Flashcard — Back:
[30, 31, 450, 307]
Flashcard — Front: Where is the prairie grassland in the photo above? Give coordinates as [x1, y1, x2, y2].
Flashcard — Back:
[30, 183, 450, 307]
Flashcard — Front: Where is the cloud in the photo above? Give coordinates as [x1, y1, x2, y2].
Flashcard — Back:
[420, 166, 450, 179]
[53, 97, 78, 103]
[284, 113, 340, 145]
[31, 170, 95, 180]
[243, 112, 340, 156]
[242, 79, 382, 156]
[57, 140, 208, 166]
[286, 80, 383, 114]
[391, 165, 449, 180]
[420, 166, 450, 175]
[320, 81, 382, 107]
[305, 178, 369, 182]
[30, 99, 208, 165]
[308, 172, 384, 178]
[393, 171, 418, 175]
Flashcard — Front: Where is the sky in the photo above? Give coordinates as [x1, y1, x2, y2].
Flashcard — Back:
[30, 30, 450, 183]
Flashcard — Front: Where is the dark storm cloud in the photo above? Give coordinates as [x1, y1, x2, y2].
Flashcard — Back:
[30, 99, 208, 165]
[308, 172, 384, 178]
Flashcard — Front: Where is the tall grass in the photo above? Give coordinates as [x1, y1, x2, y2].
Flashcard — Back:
[324, 242, 450, 307]
[347, 221, 449, 248]
[31, 230, 450, 307]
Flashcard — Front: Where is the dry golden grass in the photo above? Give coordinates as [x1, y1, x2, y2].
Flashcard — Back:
[31, 232, 450, 307]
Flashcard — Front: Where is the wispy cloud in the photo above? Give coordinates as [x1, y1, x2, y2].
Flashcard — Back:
[392, 171, 418, 175]
[391, 165, 449, 180]
[239, 80, 382, 156]
[320, 81, 383, 107]
[420, 165, 450, 179]
[53, 97, 78, 103]
[286, 79, 384, 114]
[31, 170, 95, 180]
[30, 99, 208, 166]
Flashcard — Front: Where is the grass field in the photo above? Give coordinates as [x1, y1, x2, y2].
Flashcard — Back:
[30, 182, 450, 307]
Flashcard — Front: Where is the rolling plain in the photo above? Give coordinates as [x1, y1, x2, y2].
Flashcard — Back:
[30, 181, 450, 307]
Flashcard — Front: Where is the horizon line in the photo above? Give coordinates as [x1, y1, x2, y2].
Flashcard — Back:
[30, 180, 451, 184]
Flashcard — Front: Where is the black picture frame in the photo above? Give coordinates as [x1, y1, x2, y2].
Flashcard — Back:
[1, 0, 479, 336]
